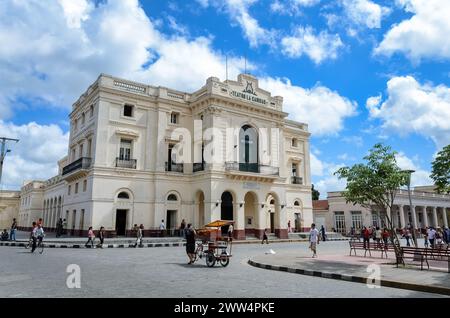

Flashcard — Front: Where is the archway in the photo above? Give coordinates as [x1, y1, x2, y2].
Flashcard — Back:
[244, 192, 258, 237]
[165, 191, 181, 235]
[196, 191, 205, 228]
[239, 125, 258, 172]
[221, 191, 234, 234]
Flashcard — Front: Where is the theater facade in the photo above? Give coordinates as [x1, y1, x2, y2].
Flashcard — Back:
[18, 73, 313, 239]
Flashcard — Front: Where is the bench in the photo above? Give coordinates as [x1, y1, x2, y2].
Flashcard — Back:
[398, 245, 450, 273]
[349, 240, 396, 258]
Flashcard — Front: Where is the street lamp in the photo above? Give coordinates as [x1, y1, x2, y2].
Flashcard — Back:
[403, 169, 417, 247]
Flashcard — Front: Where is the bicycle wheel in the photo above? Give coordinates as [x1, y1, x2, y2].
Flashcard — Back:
[219, 251, 229, 267]
[38, 242, 44, 254]
[205, 251, 216, 267]
[24, 242, 30, 249]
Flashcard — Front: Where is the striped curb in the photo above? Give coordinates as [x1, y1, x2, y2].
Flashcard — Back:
[247, 259, 450, 296]
[0, 242, 185, 249]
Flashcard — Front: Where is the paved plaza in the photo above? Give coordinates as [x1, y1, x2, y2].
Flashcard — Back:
[0, 240, 447, 298]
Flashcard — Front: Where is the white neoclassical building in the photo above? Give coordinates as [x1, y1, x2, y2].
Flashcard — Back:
[18, 73, 313, 239]
[0, 190, 20, 230]
[313, 186, 450, 234]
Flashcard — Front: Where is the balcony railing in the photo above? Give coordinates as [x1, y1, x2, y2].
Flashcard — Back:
[292, 176, 303, 185]
[225, 162, 279, 175]
[193, 162, 205, 172]
[62, 157, 92, 176]
[116, 158, 137, 169]
[165, 162, 184, 173]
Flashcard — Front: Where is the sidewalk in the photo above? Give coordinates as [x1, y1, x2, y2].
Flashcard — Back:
[248, 251, 450, 296]
[0, 231, 349, 249]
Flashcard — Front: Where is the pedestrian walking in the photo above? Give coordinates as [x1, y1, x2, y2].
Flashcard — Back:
[9, 218, 17, 241]
[31, 223, 44, 253]
[375, 226, 382, 249]
[427, 227, 436, 248]
[133, 224, 143, 247]
[288, 220, 291, 233]
[159, 219, 166, 237]
[180, 219, 186, 238]
[320, 225, 326, 242]
[405, 228, 411, 247]
[96, 226, 105, 248]
[185, 224, 196, 264]
[309, 223, 320, 258]
[62, 219, 67, 235]
[261, 228, 269, 244]
[56, 218, 63, 237]
[382, 228, 389, 248]
[362, 226, 370, 249]
[85, 227, 95, 247]
[227, 223, 234, 240]
[424, 227, 429, 247]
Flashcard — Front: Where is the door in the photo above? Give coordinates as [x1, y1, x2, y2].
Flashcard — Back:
[166, 210, 177, 236]
[116, 209, 127, 236]
[270, 213, 275, 234]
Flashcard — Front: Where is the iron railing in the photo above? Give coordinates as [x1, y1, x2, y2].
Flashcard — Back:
[116, 158, 137, 169]
[193, 162, 205, 172]
[62, 157, 92, 176]
[224, 162, 279, 175]
[292, 176, 303, 184]
[165, 162, 184, 173]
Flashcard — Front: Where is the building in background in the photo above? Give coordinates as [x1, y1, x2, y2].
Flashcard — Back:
[313, 188, 450, 234]
[18, 73, 313, 238]
[0, 190, 20, 231]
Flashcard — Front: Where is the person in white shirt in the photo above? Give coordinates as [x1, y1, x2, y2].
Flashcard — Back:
[31, 224, 45, 253]
[159, 220, 166, 237]
[309, 223, 320, 258]
[427, 227, 436, 248]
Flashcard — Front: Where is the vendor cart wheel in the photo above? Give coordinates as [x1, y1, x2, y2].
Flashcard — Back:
[219, 251, 229, 267]
[205, 251, 216, 267]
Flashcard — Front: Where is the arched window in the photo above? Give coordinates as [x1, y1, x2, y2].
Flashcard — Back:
[167, 194, 178, 201]
[117, 192, 129, 199]
[270, 199, 275, 205]
[239, 125, 258, 172]
[294, 201, 300, 206]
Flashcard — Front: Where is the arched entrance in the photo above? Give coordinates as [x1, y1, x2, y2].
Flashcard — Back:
[244, 192, 258, 237]
[221, 191, 233, 234]
[165, 192, 180, 236]
[239, 125, 258, 172]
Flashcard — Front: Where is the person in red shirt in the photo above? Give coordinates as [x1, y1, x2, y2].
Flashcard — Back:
[362, 226, 370, 249]
[382, 228, 390, 248]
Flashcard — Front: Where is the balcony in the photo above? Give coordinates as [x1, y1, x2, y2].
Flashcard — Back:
[292, 176, 303, 185]
[62, 157, 92, 181]
[116, 158, 137, 169]
[193, 162, 205, 172]
[224, 162, 279, 182]
[165, 162, 184, 173]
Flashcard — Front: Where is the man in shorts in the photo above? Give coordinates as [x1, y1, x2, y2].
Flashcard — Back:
[309, 223, 320, 258]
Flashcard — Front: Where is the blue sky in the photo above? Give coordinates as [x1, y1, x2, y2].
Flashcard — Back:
[0, 0, 449, 196]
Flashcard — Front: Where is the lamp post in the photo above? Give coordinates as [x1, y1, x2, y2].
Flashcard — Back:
[0, 137, 19, 185]
[403, 169, 417, 247]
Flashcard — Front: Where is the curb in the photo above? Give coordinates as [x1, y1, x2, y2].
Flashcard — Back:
[0, 242, 185, 249]
[247, 259, 450, 296]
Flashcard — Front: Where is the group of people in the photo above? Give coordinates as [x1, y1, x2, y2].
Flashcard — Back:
[359, 226, 391, 249]
[421, 226, 450, 248]
[1, 218, 18, 241]
[84, 226, 105, 248]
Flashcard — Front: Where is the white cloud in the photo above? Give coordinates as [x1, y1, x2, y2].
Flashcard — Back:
[366, 94, 382, 108]
[310, 154, 347, 197]
[342, 136, 364, 147]
[196, 0, 210, 8]
[270, 0, 320, 15]
[0, 121, 69, 189]
[217, 0, 275, 47]
[341, 0, 390, 29]
[167, 16, 188, 35]
[0, 0, 247, 120]
[281, 26, 343, 64]
[395, 152, 432, 187]
[375, 0, 450, 62]
[367, 76, 450, 148]
[260, 77, 357, 136]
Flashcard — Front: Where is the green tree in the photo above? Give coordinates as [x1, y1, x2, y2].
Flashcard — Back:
[431, 144, 450, 194]
[334, 143, 409, 245]
[311, 184, 320, 200]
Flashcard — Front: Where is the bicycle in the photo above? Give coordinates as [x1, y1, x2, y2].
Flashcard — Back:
[24, 237, 33, 249]
[192, 241, 205, 263]
[37, 237, 44, 254]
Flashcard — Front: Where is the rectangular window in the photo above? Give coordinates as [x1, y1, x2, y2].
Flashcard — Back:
[334, 211, 346, 234]
[87, 139, 92, 157]
[291, 163, 297, 176]
[80, 209, 85, 230]
[123, 104, 133, 117]
[90, 105, 94, 118]
[292, 138, 298, 147]
[79, 144, 84, 158]
[83, 180, 87, 192]
[351, 211, 362, 230]
[74, 119, 78, 131]
[119, 139, 132, 160]
[170, 112, 179, 124]
[68, 185, 71, 195]
[75, 183, 79, 194]
[372, 213, 379, 227]
[71, 149, 76, 161]
[81, 113, 85, 125]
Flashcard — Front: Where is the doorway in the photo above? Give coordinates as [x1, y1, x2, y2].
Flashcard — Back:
[221, 191, 233, 234]
[115, 209, 127, 236]
[166, 210, 177, 235]
[270, 213, 275, 233]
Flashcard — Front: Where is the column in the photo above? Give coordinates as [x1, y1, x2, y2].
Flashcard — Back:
[235, 202, 245, 240]
[443, 207, 448, 227]
[411, 205, 418, 229]
[432, 206, 438, 227]
[423, 206, 429, 228]
[399, 205, 405, 229]
[256, 203, 266, 239]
